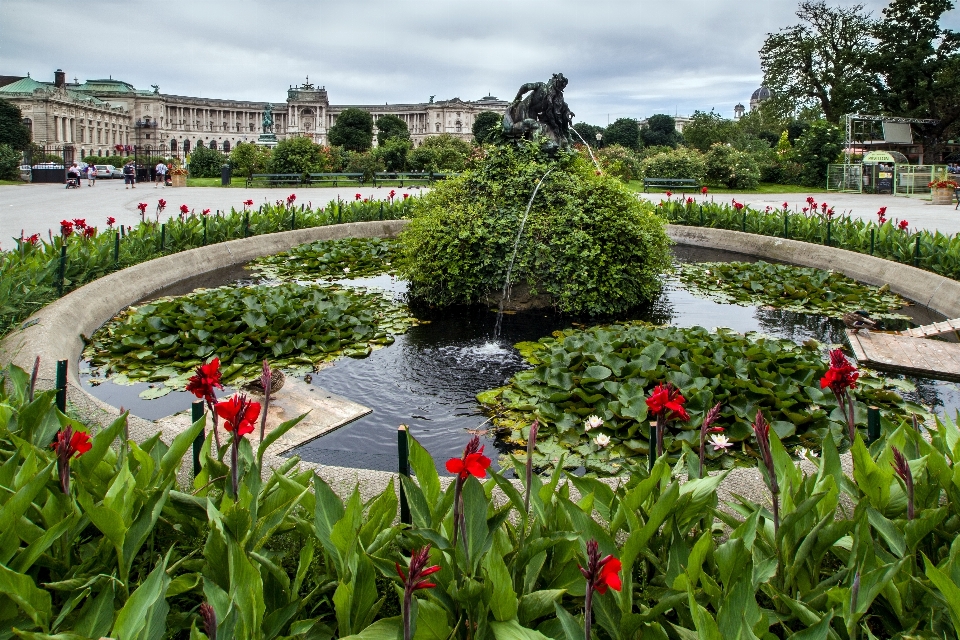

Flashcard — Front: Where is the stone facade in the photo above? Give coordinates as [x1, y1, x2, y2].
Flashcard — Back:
[0, 71, 509, 158]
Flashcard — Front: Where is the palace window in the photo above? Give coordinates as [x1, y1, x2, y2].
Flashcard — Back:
[184, 139, 191, 152]
[222, 140, 231, 152]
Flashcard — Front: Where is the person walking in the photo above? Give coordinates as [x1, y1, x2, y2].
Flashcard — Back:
[86, 163, 96, 187]
[155, 160, 167, 187]
[123, 161, 136, 189]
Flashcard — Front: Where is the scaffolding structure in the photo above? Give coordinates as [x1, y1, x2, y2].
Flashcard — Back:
[843, 113, 939, 160]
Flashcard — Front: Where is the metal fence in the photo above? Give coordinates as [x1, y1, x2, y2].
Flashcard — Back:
[827, 163, 948, 196]
[23, 146, 77, 183]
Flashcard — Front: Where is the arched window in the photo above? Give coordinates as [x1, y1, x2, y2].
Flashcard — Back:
[435, 123, 440, 132]
[249, 123, 255, 132]
[196, 140, 205, 149]
[171, 139, 177, 152]
[222, 140, 231, 153]
[208, 140, 217, 151]
[183, 139, 191, 152]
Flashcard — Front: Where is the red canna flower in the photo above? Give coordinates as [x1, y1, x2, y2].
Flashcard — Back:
[701, 186, 708, 195]
[782, 202, 789, 210]
[733, 200, 744, 211]
[821, 202, 828, 212]
[899, 219, 909, 230]
[215, 394, 261, 437]
[244, 199, 254, 207]
[645, 383, 689, 421]
[877, 206, 887, 218]
[403, 193, 409, 199]
[107, 216, 116, 227]
[389, 189, 396, 200]
[286, 193, 296, 204]
[802, 207, 809, 214]
[687, 197, 694, 204]
[60, 220, 73, 237]
[665, 190, 672, 198]
[137, 202, 148, 214]
[398, 546, 440, 640]
[820, 349, 858, 394]
[51, 426, 92, 494]
[26, 233, 40, 245]
[579, 539, 622, 640]
[72, 218, 87, 229]
[158, 199, 166, 210]
[446, 444, 491, 479]
[179, 204, 189, 214]
[186, 357, 224, 405]
[202, 208, 211, 215]
[355, 193, 362, 200]
[83, 226, 96, 238]
[806, 196, 816, 205]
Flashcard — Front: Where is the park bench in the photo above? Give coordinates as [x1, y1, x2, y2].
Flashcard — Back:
[306, 173, 365, 186]
[246, 173, 303, 187]
[642, 177, 700, 193]
[373, 172, 432, 187]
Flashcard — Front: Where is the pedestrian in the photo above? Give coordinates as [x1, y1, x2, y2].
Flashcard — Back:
[155, 160, 167, 188]
[67, 162, 80, 189]
[86, 163, 96, 187]
[123, 161, 136, 189]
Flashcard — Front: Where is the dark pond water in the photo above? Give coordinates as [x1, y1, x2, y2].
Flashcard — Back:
[80, 245, 960, 472]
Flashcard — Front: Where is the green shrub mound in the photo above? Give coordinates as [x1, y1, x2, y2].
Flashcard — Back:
[678, 260, 910, 319]
[84, 282, 417, 396]
[478, 322, 924, 473]
[250, 237, 400, 282]
[398, 143, 672, 315]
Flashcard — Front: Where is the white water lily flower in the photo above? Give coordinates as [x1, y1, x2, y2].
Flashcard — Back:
[709, 433, 733, 450]
[584, 415, 603, 431]
[594, 434, 611, 448]
[343, 267, 351, 274]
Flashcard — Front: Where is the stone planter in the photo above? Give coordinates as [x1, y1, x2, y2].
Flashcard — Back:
[931, 187, 955, 205]
[170, 174, 186, 188]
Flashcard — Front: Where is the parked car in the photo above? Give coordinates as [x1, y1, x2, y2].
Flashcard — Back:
[110, 166, 124, 179]
[94, 165, 119, 179]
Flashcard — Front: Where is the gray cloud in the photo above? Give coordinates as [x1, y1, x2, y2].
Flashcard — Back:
[2, 0, 957, 125]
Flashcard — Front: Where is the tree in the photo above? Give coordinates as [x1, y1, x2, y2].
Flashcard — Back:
[345, 150, 385, 182]
[791, 119, 843, 186]
[641, 114, 682, 148]
[682, 111, 741, 152]
[871, 0, 960, 155]
[374, 114, 410, 146]
[0, 99, 30, 150]
[187, 145, 226, 178]
[759, 1, 880, 123]
[604, 118, 641, 150]
[269, 136, 328, 174]
[0, 144, 20, 180]
[472, 111, 502, 144]
[407, 134, 472, 172]
[328, 108, 374, 152]
[572, 122, 605, 147]
[374, 138, 411, 171]
[229, 142, 271, 177]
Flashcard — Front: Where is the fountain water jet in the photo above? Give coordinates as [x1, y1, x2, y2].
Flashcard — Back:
[493, 168, 554, 340]
[570, 128, 604, 175]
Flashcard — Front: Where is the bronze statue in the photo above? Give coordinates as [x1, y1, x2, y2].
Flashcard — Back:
[502, 73, 575, 151]
[262, 103, 274, 133]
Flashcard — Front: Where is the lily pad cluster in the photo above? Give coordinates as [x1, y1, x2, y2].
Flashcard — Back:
[478, 322, 924, 473]
[249, 237, 400, 282]
[84, 282, 417, 398]
[677, 260, 909, 319]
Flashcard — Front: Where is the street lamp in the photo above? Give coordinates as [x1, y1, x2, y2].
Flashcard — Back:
[595, 132, 602, 148]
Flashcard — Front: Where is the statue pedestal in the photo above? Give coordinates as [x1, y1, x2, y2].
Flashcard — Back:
[257, 133, 278, 148]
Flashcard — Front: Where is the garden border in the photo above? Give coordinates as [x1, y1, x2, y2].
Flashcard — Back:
[0, 221, 955, 499]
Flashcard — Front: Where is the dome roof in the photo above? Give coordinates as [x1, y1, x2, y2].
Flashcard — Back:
[751, 86, 772, 101]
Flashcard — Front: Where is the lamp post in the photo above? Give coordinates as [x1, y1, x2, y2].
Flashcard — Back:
[595, 132, 602, 149]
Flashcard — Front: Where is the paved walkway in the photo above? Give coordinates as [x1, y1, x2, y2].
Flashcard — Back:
[0, 182, 423, 244]
[637, 191, 960, 235]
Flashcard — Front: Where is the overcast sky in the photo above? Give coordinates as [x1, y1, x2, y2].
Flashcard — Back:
[2, 0, 958, 126]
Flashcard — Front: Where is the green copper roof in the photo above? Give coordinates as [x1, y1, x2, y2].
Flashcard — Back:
[76, 79, 137, 93]
[0, 76, 47, 94]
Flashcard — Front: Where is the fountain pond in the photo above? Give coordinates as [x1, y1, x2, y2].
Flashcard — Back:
[78, 241, 960, 474]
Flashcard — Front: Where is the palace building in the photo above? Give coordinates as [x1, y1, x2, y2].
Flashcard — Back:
[0, 70, 509, 157]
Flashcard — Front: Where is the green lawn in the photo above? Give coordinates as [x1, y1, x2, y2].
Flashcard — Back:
[0, 180, 28, 186]
[626, 181, 829, 195]
[186, 177, 248, 187]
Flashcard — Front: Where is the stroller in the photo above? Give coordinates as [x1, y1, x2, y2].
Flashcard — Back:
[65, 174, 80, 189]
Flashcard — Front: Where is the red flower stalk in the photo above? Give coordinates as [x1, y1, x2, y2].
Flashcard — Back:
[579, 539, 622, 640]
[524, 420, 539, 512]
[202, 208, 211, 216]
[646, 382, 689, 456]
[157, 199, 166, 210]
[446, 436, 490, 553]
[51, 426, 92, 494]
[199, 602, 217, 640]
[752, 411, 779, 536]
[807, 196, 816, 205]
[215, 394, 261, 496]
[180, 204, 189, 215]
[891, 446, 914, 520]
[137, 202, 148, 220]
[60, 220, 73, 237]
[389, 189, 396, 200]
[286, 193, 296, 205]
[899, 219, 909, 231]
[106, 216, 116, 227]
[698, 403, 723, 477]
[355, 193, 362, 200]
[687, 197, 694, 204]
[397, 546, 440, 640]
[403, 193, 409, 199]
[665, 190, 672, 198]
[243, 199, 254, 207]
[187, 358, 224, 450]
[26, 233, 40, 245]
[877, 206, 887, 218]
[259, 360, 273, 444]
[72, 218, 87, 229]
[733, 200, 744, 211]
[83, 226, 96, 239]
[701, 186, 708, 195]
[821, 349, 858, 443]
[783, 202, 789, 210]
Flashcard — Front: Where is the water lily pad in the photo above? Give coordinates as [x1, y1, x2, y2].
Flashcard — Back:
[139, 385, 173, 400]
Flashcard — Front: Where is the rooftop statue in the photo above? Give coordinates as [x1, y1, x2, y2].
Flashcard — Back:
[262, 103, 274, 133]
[502, 73, 574, 152]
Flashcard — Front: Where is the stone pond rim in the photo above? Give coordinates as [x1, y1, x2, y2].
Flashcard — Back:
[2, 220, 957, 394]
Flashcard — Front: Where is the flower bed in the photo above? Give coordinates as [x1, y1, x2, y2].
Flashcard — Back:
[2, 360, 960, 638]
